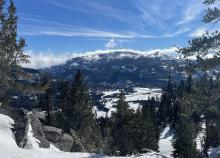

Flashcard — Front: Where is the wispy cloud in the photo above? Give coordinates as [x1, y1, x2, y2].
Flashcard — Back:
[51, 0, 133, 24]
[20, 18, 189, 39]
[176, 0, 204, 25]
[135, 0, 185, 29]
[19, 18, 137, 39]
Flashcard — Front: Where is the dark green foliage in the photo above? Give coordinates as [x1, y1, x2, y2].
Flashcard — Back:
[0, 0, 30, 105]
[110, 91, 135, 156]
[203, 0, 220, 23]
[60, 70, 102, 152]
[108, 92, 159, 156]
[158, 76, 178, 127]
[172, 93, 198, 158]
[141, 99, 159, 152]
[178, 0, 220, 71]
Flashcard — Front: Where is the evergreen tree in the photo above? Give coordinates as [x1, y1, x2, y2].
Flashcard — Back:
[141, 99, 159, 152]
[111, 91, 135, 156]
[158, 76, 176, 127]
[63, 70, 101, 152]
[172, 94, 198, 158]
[0, 0, 30, 105]
[178, 0, 220, 70]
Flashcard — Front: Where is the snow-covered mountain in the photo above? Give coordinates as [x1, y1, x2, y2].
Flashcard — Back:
[44, 49, 184, 89]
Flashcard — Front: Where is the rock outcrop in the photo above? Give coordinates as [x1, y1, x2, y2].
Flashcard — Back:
[29, 112, 50, 148]
[43, 126, 63, 142]
[0, 106, 29, 148]
[0, 107, 86, 152]
[43, 126, 73, 152]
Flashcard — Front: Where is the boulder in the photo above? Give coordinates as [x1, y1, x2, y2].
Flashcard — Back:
[43, 126, 63, 142]
[55, 133, 73, 152]
[43, 126, 74, 152]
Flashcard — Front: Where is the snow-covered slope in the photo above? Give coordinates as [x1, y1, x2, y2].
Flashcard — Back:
[44, 49, 183, 89]
[0, 113, 175, 158]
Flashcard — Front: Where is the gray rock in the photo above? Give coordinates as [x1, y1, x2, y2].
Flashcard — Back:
[43, 126, 74, 152]
[43, 126, 63, 142]
[0, 107, 29, 148]
[55, 133, 73, 152]
[0, 107, 85, 153]
[29, 113, 50, 148]
[32, 110, 46, 121]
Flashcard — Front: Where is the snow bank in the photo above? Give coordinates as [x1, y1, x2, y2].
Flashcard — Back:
[159, 126, 174, 158]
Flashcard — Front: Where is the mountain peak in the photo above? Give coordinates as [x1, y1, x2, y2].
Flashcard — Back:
[72, 48, 177, 61]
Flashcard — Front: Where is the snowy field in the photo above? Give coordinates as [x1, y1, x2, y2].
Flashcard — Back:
[95, 87, 162, 118]
[0, 113, 174, 158]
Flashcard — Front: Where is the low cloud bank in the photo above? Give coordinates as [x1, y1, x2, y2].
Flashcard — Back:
[23, 47, 178, 69]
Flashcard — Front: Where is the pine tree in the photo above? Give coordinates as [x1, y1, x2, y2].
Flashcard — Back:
[141, 99, 159, 152]
[158, 76, 176, 127]
[178, 0, 220, 70]
[0, 0, 30, 105]
[172, 94, 198, 158]
[63, 70, 101, 152]
[111, 91, 135, 156]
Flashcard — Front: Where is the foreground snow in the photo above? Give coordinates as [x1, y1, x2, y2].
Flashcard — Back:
[0, 113, 172, 158]
[0, 114, 96, 158]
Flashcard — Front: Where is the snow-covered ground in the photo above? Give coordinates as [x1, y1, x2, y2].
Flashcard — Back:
[159, 126, 174, 158]
[196, 119, 206, 151]
[0, 113, 174, 158]
[95, 87, 162, 118]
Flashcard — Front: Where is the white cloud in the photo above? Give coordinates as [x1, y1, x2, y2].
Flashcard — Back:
[20, 23, 187, 39]
[22, 47, 178, 69]
[22, 50, 75, 69]
[105, 38, 118, 49]
[51, 1, 133, 24]
[177, 0, 204, 25]
[190, 26, 220, 37]
[190, 27, 207, 37]
[20, 25, 137, 39]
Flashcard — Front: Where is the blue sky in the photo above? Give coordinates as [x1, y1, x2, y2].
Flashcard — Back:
[12, 0, 220, 68]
